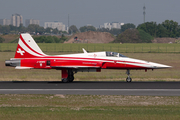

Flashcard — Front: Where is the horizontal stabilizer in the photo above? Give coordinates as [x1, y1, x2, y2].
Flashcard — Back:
[15, 66, 33, 69]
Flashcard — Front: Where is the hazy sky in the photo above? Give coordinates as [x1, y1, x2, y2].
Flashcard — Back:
[0, 0, 180, 28]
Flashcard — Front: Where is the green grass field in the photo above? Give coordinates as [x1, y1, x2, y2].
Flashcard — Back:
[1, 43, 180, 53]
[0, 94, 180, 120]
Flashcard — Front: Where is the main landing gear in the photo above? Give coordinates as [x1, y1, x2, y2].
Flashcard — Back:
[62, 69, 74, 83]
[61, 69, 132, 83]
[126, 69, 132, 83]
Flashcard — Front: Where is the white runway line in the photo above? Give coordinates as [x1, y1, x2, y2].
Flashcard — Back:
[0, 89, 180, 91]
[0, 89, 180, 96]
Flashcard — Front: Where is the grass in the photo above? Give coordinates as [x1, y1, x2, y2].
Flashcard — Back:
[0, 94, 180, 120]
[1, 43, 180, 53]
[0, 52, 179, 81]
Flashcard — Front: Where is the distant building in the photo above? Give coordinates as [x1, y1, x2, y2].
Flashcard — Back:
[44, 22, 68, 32]
[111, 22, 121, 29]
[104, 23, 112, 29]
[86, 24, 92, 26]
[11, 14, 23, 27]
[99, 22, 124, 30]
[25, 19, 40, 27]
[0, 19, 11, 25]
[121, 23, 124, 26]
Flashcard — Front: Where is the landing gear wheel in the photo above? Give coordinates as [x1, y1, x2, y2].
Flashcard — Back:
[62, 78, 69, 83]
[67, 69, 74, 82]
[68, 76, 74, 82]
[126, 69, 132, 83]
[61, 69, 75, 83]
[126, 77, 132, 83]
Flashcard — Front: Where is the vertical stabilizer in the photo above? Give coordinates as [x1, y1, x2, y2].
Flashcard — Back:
[14, 33, 47, 58]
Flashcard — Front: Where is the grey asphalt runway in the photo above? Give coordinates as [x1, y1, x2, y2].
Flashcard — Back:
[0, 81, 180, 96]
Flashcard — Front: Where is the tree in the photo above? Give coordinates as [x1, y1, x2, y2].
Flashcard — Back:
[79, 26, 96, 32]
[36, 26, 45, 34]
[59, 34, 68, 43]
[52, 28, 59, 34]
[121, 23, 136, 32]
[137, 22, 157, 37]
[27, 24, 44, 34]
[138, 29, 153, 43]
[0, 25, 10, 34]
[109, 28, 121, 35]
[18, 24, 26, 32]
[97, 28, 110, 32]
[113, 29, 153, 43]
[34, 36, 62, 43]
[9, 25, 18, 33]
[45, 27, 52, 33]
[156, 24, 169, 38]
[0, 37, 5, 43]
[97, 28, 121, 35]
[113, 29, 140, 43]
[162, 20, 180, 37]
[69, 25, 79, 34]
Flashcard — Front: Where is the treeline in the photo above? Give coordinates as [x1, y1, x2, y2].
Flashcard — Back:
[0, 24, 67, 35]
[137, 20, 180, 38]
[33, 34, 67, 43]
[69, 20, 180, 39]
[112, 29, 153, 43]
[69, 23, 136, 35]
[1, 19, 180, 43]
[113, 20, 180, 43]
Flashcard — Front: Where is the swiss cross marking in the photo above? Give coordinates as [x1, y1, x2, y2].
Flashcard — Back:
[17, 48, 25, 55]
[94, 54, 97, 58]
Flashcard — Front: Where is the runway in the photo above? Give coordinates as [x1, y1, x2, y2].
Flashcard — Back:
[0, 81, 180, 96]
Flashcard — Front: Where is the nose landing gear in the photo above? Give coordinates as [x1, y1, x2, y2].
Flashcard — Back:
[126, 69, 132, 83]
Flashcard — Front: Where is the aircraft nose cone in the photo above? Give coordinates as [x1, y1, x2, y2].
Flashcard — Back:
[150, 62, 172, 69]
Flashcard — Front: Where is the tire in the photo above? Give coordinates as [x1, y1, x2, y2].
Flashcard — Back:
[62, 78, 69, 83]
[126, 77, 132, 83]
[68, 76, 74, 82]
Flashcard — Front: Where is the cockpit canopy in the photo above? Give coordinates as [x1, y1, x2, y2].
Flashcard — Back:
[106, 51, 127, 57]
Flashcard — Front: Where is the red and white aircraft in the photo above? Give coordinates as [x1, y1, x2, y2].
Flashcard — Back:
[5, 33, 171, 82]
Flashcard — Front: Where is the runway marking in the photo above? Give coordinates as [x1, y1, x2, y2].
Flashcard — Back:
[1, 89, 180, 96]
[0, 89, 180, 91]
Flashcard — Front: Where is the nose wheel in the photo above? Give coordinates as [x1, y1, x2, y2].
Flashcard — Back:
[126, 76, 132, 82]
[126, 69, 132, 83]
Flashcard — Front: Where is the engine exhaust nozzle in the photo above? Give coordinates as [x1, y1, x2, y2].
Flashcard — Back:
[5, 60, 20, 67]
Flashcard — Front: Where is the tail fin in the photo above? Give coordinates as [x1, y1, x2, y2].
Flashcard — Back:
[14, 33, 47, 58]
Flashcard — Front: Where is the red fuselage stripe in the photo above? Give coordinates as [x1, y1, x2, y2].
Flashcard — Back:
[20, 56, 151, 67]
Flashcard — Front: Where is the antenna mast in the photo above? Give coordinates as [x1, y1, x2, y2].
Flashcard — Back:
[68, 14, 69, 28]
[143, 4, 146, 23]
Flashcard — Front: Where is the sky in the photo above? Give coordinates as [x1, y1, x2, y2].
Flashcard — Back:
[0, 0, 180, 28]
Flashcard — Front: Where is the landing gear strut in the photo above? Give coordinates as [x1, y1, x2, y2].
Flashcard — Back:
[67, 69, 74, 82]
[62, 69, 74, 83]
[126, 69, 132, 83]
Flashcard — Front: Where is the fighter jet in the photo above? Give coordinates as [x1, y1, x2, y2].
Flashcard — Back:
[5, 33, 171, 82]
